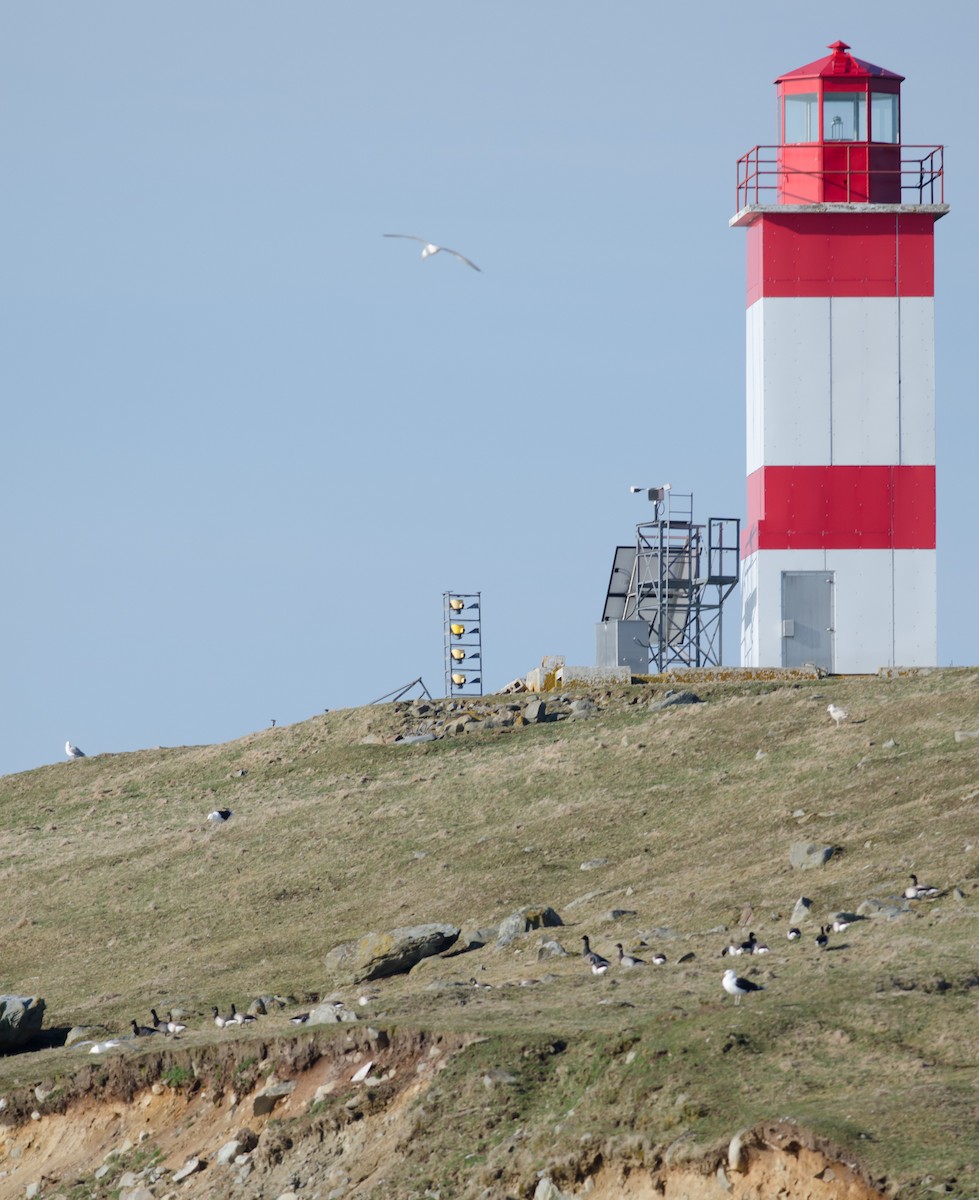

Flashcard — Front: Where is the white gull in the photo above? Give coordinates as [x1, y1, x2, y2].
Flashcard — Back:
[383, 234, 481, 272]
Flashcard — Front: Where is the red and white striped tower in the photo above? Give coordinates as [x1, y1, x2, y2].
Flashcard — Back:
[732, 41, 947, 672]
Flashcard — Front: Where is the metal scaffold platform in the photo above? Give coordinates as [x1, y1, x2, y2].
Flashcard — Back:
[598, 488, 740, 674]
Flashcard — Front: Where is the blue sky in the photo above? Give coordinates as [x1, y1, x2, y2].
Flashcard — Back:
[2, 3, 976, 777]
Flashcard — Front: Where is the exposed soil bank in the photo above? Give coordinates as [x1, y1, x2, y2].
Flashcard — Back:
[0, 1031, 887, 1200]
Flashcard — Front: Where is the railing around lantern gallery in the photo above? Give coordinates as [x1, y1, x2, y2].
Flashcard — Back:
[735, 144, 944, 210]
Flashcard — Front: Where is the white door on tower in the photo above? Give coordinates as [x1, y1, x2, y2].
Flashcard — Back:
[781, 571, 834, 671]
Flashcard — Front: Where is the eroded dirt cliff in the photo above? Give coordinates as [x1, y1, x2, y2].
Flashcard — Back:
[0, 1028, 888, 1200]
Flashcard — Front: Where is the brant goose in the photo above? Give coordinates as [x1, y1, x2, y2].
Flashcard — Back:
[616, 944, 646, 968]
[905, 874, 940, 899]
[581, 936, 610, 975]
[130, 1019, 161, 1037]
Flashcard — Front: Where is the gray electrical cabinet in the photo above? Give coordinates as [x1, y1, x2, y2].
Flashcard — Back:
[596, 620, 649, 675]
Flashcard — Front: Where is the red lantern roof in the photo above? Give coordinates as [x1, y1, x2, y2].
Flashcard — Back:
[776, 40, 904, 84]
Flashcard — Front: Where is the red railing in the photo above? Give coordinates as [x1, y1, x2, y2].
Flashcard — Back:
[735, 144, 944, 210]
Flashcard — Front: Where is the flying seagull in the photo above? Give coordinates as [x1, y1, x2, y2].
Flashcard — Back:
[722, 968, 764, 1006]
[87, 1038, 123, 1053]
[383, 234, 481, 272]
[65, 741, 86, 759]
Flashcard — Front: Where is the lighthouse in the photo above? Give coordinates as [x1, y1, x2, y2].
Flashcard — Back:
[732, 41, 947, 673]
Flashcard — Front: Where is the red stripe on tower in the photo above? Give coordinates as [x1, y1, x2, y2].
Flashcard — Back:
[732, 41, 947, 673]
[743, 465, 936, 552]
[745, 212, 936, 304]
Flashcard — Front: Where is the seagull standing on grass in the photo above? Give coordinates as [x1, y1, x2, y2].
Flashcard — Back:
[722, 968, 764, 1006]
[827, 704, 849, 728]
[65, 741, 86, 759]
[383, 233, 482, 272]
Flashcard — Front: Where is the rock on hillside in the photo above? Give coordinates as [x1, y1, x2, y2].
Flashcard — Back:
[324, 923, 460, 983]
[0, 996, 45, 1051]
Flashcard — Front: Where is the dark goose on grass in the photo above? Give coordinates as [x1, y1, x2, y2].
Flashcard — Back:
[616, 943, 646, 967]
[581, 935, 610, 974]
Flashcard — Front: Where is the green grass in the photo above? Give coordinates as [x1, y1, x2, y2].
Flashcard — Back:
[1, 671, 978, 1197]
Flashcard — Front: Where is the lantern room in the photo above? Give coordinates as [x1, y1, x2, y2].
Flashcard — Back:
[777, 40, 903, 203]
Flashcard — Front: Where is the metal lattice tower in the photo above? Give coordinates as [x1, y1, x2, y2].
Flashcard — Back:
[599, 489, 740, 673]
[444, 592, 482, 697]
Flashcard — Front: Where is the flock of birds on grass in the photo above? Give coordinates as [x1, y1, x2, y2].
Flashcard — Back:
[579, 866, 944, 1007]
[66, 699, 942, 1028]
[81, 1001, 320, 1054]
[76, 864, 945, 1053]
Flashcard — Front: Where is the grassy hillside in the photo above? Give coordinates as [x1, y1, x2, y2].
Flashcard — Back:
[1, 670, 978, 1197]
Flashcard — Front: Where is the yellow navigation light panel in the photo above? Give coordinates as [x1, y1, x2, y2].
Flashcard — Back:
[444, 591, 482, 697]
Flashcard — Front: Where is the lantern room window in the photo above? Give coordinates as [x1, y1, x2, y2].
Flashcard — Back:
[824, 93, 867, 140]
[784, 92, 818, 142]
[871, 92, 899, 142]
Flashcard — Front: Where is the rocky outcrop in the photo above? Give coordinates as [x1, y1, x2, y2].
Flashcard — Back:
[361, 690, 647, 745]
[789, 843, 835, 870]
[496, 906, 563, 946]
[0, 995, 45, 1051]
[306, 1000, 359, 1025]
[324, 923, 460, 983]
[649, 690, 703, 711]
